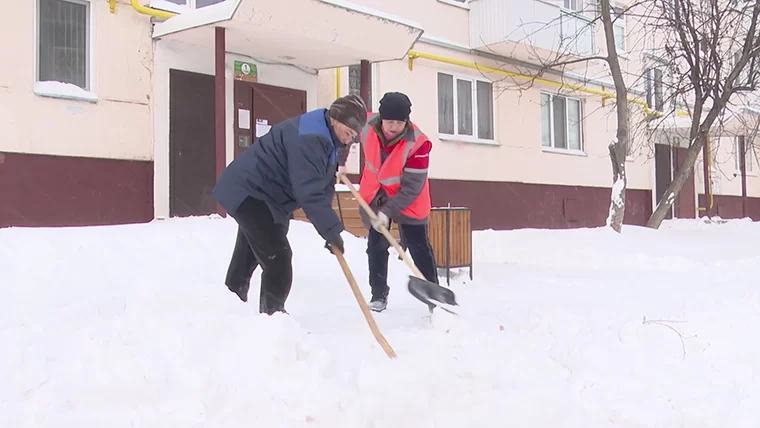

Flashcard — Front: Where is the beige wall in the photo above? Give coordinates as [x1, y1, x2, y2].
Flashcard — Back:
[320, 39, 654, 191]
[0, 0, 153, 161]
[695, 136, 760, 199]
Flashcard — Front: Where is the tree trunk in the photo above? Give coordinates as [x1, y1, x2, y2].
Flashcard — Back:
[599, 0, 628, 233]
[646, 136, 706, 229]
[606, 141, 627, 232]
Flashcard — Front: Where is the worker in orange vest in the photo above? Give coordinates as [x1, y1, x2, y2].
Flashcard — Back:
[358, 92, 439, 312]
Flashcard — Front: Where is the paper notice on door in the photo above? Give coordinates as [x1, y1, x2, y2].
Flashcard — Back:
[238, 109, 251, 130]
[255, 118, 271, 137]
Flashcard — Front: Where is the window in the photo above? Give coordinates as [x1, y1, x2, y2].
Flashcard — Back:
[732, 50, 755, 88]
[564, 0, 583, 11]
[612, 7, 626, 52]
[540, 93, 583, 150]
[437, 72, 495, 141]
[560, 11, 594, 56]
[644, 67, 664, 112]
[735, 137, 758, 174]
[37, 0, 90, 90]
[348, 64, 371, 108]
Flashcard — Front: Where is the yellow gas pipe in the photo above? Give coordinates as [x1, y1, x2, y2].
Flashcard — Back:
[130, 0, 176, 19]
[406, 50, 691, 119]
[336, 67, 341, 98]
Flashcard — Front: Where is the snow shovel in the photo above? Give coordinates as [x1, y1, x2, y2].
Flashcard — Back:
[332, 247, 397, 359]
[337, 173, 458, 314]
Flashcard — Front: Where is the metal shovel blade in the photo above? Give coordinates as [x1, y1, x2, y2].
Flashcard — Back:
[407, 275, 458, 309]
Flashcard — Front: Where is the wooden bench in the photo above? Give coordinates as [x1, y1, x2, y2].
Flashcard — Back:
[292, 190, 400, 239]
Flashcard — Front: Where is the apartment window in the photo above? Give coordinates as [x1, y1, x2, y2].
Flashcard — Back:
[437, 72, 495, 140]
[540, 93, 583, 150]
[735, 137, 758, 174]
[644, 67, 664, 112]
[38, 0, 90, 90]
[564, 0, 584, 11]
[732, 50, 755, 87]
[613, 7, 626, 51]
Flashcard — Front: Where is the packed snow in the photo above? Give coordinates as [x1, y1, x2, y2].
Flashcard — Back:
[1, 215, 759, 427]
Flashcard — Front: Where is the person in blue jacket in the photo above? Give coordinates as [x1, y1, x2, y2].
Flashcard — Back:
[213, 94, 368, 314]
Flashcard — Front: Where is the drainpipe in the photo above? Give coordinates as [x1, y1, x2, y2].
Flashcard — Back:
[739, 135, 748, 218]
[130, 0, 176, 19]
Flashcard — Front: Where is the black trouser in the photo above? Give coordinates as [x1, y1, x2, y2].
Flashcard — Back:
[367, 222, 438, 300]
[225, 197, 293, 314]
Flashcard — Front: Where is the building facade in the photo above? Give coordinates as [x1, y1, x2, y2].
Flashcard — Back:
[1, 0, 759, 230]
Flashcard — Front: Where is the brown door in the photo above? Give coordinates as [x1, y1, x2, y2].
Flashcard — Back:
[233, 81, 307, 158]
[673, 146, 696, 218]
[654, 143, 674, 220]
[169, 69, 217, 217]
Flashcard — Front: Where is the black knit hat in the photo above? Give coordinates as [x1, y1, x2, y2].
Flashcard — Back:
[329, 94, 368, 135]
[379, 92, 412, 121]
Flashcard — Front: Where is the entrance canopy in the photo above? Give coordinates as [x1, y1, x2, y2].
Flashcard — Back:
[152, 0, 424, 70]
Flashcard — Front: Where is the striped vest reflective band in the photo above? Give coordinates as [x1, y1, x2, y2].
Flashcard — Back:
[358, 115, 432, 220]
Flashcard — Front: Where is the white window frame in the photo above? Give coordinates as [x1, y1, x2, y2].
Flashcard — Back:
[734, 136, 758, 176]
[612, 6, 626, 52]
[34, 0, 97, 102]
[563, 0, 584, 12]
[436, 71, 497, 145]
[644, 66, 665, 113]
[540, 91, 585, 155]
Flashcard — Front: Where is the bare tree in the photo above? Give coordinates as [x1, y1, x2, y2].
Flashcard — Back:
[641, 0, 760, 228]
[599, 0, 630, 232]
[494, 0, 636, 232]
[479, 0, 760, 230]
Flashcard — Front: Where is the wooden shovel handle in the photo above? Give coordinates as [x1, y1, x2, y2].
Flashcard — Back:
[333, 248, 397, 359]
[337, 173, 426, 279]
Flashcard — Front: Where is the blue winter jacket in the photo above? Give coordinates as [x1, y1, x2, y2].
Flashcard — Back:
[212, 109, 344, 241]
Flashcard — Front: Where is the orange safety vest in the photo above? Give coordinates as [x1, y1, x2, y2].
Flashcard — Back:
[358, 114, 432, 220]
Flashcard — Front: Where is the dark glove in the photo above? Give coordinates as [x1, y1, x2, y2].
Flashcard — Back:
[325, 234, 345, 255]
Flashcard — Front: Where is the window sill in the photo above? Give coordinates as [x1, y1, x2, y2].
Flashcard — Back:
[436, 0, 469, 9]
[439, 134, 499, 146]
[734, 170, 759, 177]
[34, 81, 98, 103]
[542, 147, 587, 157]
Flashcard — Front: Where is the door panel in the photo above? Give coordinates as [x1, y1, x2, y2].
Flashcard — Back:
[233, 81, 307, 159]
[673, 146, 696, 218]
[169, 69, 216, 217]
[654, 143, 674, 220]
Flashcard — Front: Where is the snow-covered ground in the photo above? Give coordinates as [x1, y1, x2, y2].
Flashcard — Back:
[1, 216, 759, 427]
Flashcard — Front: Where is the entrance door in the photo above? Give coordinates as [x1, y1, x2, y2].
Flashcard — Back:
[654, 142, 697, 219]
[169, 69, 216, 217]
[233, 80, 307, 158]
[673, 146, 696, 218]
[654, 143, 674, 220]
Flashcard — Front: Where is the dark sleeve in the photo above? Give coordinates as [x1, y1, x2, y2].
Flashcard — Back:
[286, 135, 344, 241]
[381, 140, 431, 217]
